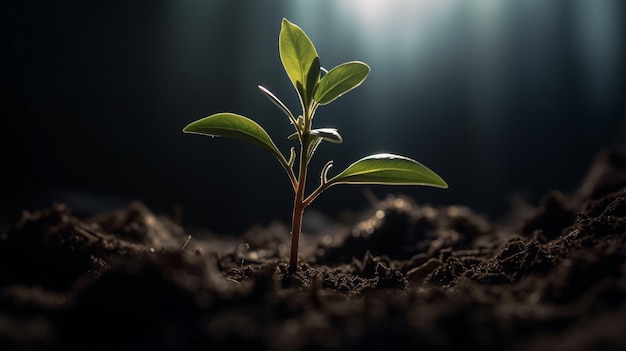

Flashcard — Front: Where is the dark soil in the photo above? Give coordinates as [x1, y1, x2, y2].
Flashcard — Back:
[2, 146, 626, 351]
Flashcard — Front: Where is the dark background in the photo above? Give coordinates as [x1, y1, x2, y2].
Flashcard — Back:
[2, 0, 625, 235]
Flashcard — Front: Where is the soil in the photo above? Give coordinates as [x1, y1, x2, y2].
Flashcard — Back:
[2, 145, 626, 351]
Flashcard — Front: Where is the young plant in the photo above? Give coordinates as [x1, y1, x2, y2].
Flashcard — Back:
[183, 18, 448, 272]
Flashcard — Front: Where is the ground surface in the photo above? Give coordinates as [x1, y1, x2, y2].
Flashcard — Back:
[2, 146, 626, 351]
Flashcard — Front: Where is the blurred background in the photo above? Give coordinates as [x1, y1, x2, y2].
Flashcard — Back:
[2, 0, 625, 235]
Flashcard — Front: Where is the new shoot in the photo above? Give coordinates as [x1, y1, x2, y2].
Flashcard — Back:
[183, 19, 448, 272]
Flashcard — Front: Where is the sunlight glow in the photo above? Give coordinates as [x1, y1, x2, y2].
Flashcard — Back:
[333, 0, 455, 63]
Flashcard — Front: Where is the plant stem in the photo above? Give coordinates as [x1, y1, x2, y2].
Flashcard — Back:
[289, 196, 304, 273]
[289, 141, 309, 273]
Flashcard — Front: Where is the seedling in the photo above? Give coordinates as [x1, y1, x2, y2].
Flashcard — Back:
[183, 19, 448, 272]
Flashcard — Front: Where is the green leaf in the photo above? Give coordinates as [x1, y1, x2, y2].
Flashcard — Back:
[309, 128, 343, 144]
[328, 153, 448, 187]
[304, 57, 320, 106]
[183, 113, 283, 160]
[279, 18, 318, 95]
[314, 61, 370, 105]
